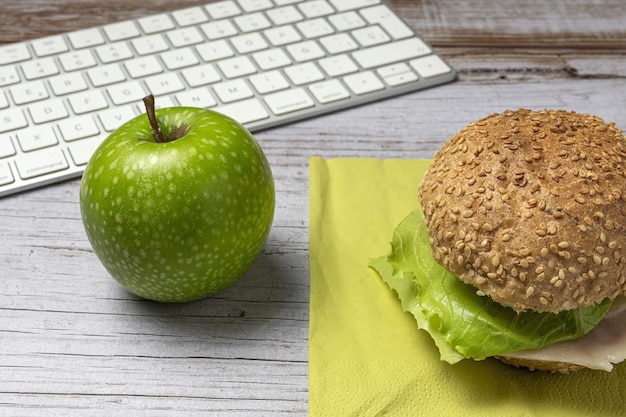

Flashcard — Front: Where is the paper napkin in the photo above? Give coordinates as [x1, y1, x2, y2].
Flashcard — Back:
[308, 156, 626, 417]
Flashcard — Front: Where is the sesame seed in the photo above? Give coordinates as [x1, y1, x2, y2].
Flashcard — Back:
[526, 287, 535, 297]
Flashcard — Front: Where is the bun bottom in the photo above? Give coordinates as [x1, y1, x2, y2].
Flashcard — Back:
[495, 356, 586, 374]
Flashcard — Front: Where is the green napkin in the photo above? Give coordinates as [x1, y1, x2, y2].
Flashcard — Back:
[308, 156, 626, 417]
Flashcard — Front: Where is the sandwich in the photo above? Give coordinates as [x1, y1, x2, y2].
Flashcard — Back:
[370, 109, 626, 372]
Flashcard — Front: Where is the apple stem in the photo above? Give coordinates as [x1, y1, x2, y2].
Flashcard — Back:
[143, 95, 166, 143]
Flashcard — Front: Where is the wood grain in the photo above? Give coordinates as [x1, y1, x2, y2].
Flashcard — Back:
[1, 0, 626, 415]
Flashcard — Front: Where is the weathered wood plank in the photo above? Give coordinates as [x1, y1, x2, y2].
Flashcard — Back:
[1, 0, 625, 415]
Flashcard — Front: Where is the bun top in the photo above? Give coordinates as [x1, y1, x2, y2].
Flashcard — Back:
[419, 109, 626, 313]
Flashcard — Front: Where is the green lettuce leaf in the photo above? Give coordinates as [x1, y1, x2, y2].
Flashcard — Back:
[369, 208, 613, 364]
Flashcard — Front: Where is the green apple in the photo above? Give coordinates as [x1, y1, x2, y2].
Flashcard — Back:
[79, 95, 275, 302]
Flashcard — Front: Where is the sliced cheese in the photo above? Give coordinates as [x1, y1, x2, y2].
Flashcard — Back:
[504, 297, 626, 371]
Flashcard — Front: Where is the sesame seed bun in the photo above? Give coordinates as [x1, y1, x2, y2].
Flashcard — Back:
[494, 355, 585, 374]
[419, 109, 626, 313]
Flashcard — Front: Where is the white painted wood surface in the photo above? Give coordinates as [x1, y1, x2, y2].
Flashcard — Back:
[1, 0, 625, 415]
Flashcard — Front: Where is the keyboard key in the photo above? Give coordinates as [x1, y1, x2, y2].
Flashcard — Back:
[58, 115, 100, 142]
[352, 25, 390, 47]
[196, 40, 235, 62]
[69, 91, 109, 115]
[297, 17, 334, 39]
[125, 56, 164, 78]
[318, 54, 358, 77]
[0, 65, 20, 87]
[328, 11, 366, 32]
[17, 125, 58, 152]
[59, 50, 98, 72]
[103, 21, 141, 41]
[319, 33, 359, 54]
[274, 0, 306, 4]
[266, 6, 304, 26]
[328, 0, 380, 12]
[309, 79, 350, 104]
[87, 64, 126, 87]
[234, 12, 272, 33]
[218, 56, 257, 79]
[264, 88, 315, 115]
[344, 71, 385, 95]
[131, 34, 170, 56]
[22, 57, 60, 80]
[31, 35, 69, 57]
[231, 33, 269, 54]
[264, 25, 303, 46]
[252, 48, 292, 70]
[181, 64, 222, 87]
[352, 38, 431, 69]
[166, 28, 204, 48]
[250, 70, 290, 94]
[216, 98, 269, 124]
[107, 81, 146, 105]
[172, 7, 209, 27]
[0, 135, 16, 158]
[176, 88, 217, 108]
[298, 0, 335, 18]
[238, 0, 273, 12]
[68, 28, 106, 49]
[205, 1, 242, 20]
[145, 73, 186, 96]
[0, 44, 31, 65]
[287, 40, 326, 62]
[98, 106, 137, 132]
[95, 42, 134, 64]
[138, 13, 176, 34]
[214, 79, 254, 103]
[360, 4, 414, 40]
[0, 163, 14, 186]
[201, 20, 239, 40]
[0, 92, 7, 109]
[0, 108, 28, 133]
[378, 63, 418, 86]
[285, 62, 325, 85]
[15, 148, 69, 180]
[410, 55, 453, 78]
[29, 98, 69, 124]
[161, 48, 199, 70]
[10, 81, 49, 105]
[68, 136, 103, 166]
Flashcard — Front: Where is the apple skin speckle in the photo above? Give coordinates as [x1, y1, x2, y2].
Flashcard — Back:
[80, 107, 275, 302]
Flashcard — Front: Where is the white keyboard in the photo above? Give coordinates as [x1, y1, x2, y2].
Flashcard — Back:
[0, 0, 455, 198]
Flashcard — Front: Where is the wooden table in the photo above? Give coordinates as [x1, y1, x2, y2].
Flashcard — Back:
[1, 0, 625, 415]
